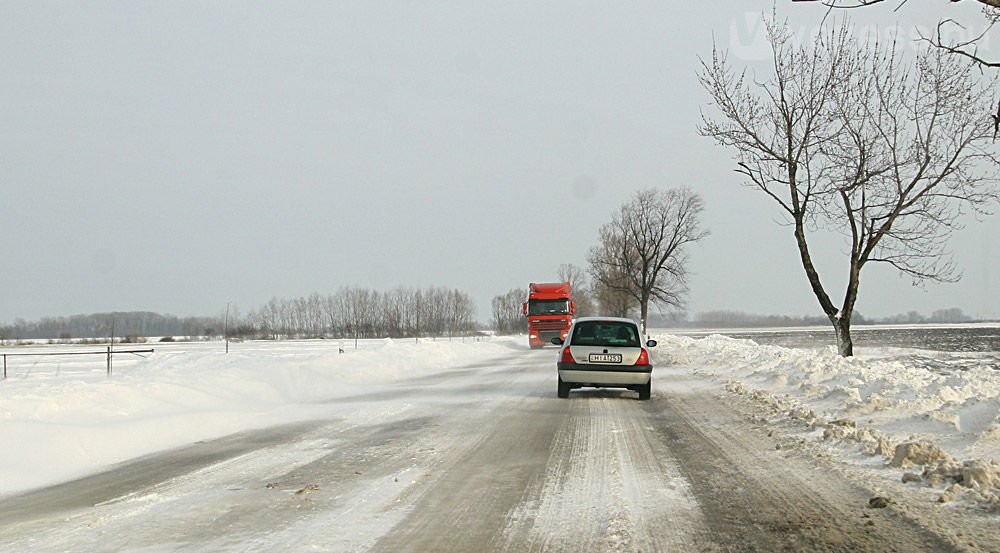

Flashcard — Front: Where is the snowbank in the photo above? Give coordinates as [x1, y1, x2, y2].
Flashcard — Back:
[652, 333, 1000, 510]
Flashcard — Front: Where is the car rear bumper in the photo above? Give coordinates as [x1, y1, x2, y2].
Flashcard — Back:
[558, 362, 652, 386]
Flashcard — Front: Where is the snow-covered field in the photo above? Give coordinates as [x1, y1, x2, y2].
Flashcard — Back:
[2, 328, 999, 515]
[0, 337, 513, 498]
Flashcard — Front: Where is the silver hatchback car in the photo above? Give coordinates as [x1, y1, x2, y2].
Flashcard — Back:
[551, 317, 657, 400]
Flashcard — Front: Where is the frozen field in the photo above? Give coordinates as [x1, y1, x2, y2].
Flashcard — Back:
[672, 323, 1000, 353]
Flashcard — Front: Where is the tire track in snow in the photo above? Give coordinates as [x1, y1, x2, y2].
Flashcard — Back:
[501, 393, 710, 552]
[367, 395, 563, 553]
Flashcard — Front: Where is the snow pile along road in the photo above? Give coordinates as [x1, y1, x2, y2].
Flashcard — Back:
[653, 333, 1000, 511]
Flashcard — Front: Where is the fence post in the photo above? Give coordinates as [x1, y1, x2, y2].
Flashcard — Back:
[106, 346, 111, 377]
[3, 354, 6, 379]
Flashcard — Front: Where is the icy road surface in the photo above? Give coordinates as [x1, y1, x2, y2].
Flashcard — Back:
[0, 348, 973, 552]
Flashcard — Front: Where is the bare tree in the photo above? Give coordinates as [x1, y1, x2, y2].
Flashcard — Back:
[556, 263, 587, 294]
[590, 266, 638, 319]
[492, 288, 527, 335]
[422, 287, 449, 338]
[380, 287, 406, 337]
[557, 263, 596, 317]
[587, 188, 708, 334]
[700, 17, 1000, 356]
[445, 289, 476, 338]
[342, 287, 376, 347]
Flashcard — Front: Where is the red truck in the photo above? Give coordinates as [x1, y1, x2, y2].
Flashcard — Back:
[522, 282, 576, 348]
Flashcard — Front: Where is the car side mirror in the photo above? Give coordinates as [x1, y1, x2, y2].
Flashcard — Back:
[551, 337, 564, 346]
[646, 339, 657, 348]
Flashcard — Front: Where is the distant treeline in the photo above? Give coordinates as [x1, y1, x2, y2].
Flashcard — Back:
[0, 312, 221, 342]
[874, 308, 975, 325]
[676, 311, 868, 328]
[0, 286, 479, 342]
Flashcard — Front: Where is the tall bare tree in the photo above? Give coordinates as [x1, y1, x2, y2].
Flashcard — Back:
[587, 188, 708, 334]
[700, 17, 1000, 356]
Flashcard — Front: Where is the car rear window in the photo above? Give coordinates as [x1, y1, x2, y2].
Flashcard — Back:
[570, 321, 640, 347]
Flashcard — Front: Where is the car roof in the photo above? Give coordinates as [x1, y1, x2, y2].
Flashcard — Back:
[572, 316, 639, 326]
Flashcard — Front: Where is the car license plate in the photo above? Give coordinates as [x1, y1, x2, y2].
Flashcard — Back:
[589, 353, 622, 363]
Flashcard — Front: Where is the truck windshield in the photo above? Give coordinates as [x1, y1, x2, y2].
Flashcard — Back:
[527, 299, 569, 315]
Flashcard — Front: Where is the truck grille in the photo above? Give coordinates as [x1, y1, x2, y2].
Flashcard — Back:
[531, 320, 568, 331]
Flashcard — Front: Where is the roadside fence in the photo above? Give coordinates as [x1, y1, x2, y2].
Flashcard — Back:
[2, 347, 154, 379]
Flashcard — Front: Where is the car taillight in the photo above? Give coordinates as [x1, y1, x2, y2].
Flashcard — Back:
[635, 348, 650, 366]
[561, 347, 576, 364]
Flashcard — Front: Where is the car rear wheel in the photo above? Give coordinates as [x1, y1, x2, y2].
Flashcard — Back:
[557, 377, 570, 398]
[637, 380, 651, 400]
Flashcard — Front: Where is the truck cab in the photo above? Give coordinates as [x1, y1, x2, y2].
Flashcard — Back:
[523, 282, 576, 348]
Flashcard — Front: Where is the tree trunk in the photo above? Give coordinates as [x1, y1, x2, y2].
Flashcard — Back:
[792, 219, 861, 357]
[831, 315, 853, 357]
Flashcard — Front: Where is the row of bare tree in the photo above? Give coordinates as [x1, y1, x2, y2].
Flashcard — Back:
[491, 288, 528, 336]
[245, 286, 477, 340]
[0, 287, 479, 343]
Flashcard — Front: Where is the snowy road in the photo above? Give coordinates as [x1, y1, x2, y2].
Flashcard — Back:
[0, 348, 966, 552]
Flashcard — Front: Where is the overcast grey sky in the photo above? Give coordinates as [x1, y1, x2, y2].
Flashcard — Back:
[2, 1, 998, 324]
